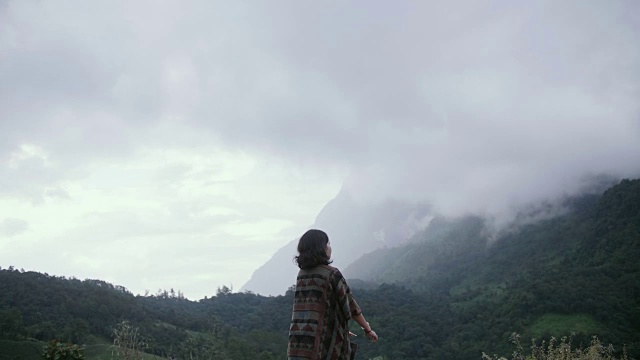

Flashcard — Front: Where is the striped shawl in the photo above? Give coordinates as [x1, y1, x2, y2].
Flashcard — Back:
[287, 265, 362, 360]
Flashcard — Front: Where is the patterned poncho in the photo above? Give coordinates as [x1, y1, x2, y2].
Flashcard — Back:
[287, 265, 362, 360]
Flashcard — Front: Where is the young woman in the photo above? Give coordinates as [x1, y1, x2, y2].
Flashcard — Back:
[287, 229, 378, 360]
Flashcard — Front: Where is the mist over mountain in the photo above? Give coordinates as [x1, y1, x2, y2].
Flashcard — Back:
[242, 173, 621, 295]
[240, 187, 431, 295]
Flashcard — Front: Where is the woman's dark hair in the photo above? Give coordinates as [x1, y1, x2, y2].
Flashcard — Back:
[294, 229, 332, 269]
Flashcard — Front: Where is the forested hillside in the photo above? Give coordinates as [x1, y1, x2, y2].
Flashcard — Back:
[1, 179, 638, 359]
[0, 270, 289, 359]
[349, 179, 640, 358]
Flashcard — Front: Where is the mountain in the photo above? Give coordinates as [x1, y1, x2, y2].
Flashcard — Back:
[345, 215, 487, 284]
[347, 179, 640, 358]
[240, 187, 431, 295]
[242, 175, 617, 296]
[344, 180, 637, 287]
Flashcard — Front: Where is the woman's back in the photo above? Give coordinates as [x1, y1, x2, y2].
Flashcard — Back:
[288, 265, 360, 360]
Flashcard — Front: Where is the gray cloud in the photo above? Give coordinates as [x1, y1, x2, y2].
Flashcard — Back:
[186, 1, 640, 219]
[224, 0, 640, 222]
[3, 1, 638, 199]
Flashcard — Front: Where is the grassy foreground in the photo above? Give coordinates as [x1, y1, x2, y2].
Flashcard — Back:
[0, 340, 165, 360]
[482, 333, 634, 360]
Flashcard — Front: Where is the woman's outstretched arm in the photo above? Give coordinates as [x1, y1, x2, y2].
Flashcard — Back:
[352, 313, 378, 342]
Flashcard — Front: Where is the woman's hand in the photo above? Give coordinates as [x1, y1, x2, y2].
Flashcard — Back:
[365, 330, 378, 343]
[352, 315, 379, 343]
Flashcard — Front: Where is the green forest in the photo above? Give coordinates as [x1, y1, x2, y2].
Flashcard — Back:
[1, 179, 639, 359]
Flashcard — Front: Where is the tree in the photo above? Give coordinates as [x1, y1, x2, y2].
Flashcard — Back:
[217, 285, 232, 296]
[0, 307, 25, 340]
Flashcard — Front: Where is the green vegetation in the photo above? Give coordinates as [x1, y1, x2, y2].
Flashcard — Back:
[82, 344, 114, 360]
[83, 344, 164, 360]
[1, 179, 639, 359]
[0, 339, 41, 360]
[529, 314, 601, 339]
[42, 340, 86, 360]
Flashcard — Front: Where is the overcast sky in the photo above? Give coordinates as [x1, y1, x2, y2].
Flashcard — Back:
[1, 0, 639, 300]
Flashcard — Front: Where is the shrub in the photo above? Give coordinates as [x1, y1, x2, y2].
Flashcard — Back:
[42, 340, 86, 360]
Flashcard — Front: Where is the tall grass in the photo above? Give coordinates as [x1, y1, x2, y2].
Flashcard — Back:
[482, 333, 633, 360]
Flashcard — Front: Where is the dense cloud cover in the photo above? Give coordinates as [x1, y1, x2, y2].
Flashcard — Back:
[1, 0, 639, 298]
